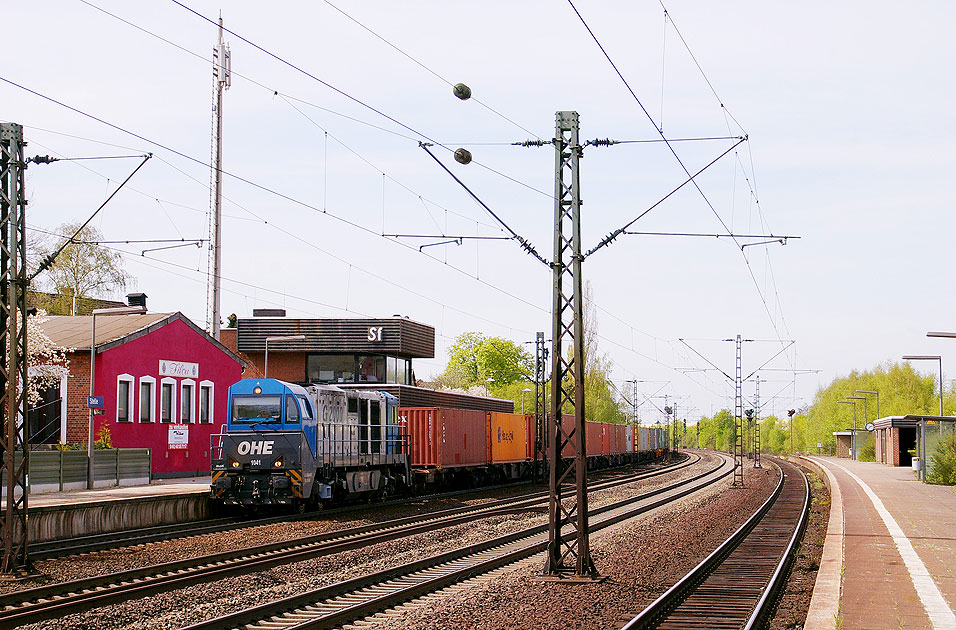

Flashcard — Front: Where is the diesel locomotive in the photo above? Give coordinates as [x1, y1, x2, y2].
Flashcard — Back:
[210, 378, 409, 510]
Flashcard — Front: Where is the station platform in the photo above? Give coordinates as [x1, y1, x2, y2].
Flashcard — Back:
[801, 456, 956, 630]
[25, 477, 213, 543]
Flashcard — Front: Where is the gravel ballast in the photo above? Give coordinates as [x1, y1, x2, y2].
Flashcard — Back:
[15, 454, 787, 630]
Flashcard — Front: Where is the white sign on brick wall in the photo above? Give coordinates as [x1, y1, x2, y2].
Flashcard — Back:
[168, 425, 188, 449]
[159, 360, 199, 378]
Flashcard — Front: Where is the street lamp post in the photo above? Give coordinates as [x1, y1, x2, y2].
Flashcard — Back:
[264, 335, 306, 378]
[484, 378, 494, 397]
[836, 399, 858, 460]
[521, 387, 531, 414]
[855, 389, 879, 421]
[902, 355, 943, 416]
[89, 306, 146, 489]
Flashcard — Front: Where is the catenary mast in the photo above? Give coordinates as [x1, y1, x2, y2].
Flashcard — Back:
[206, 17, 230, 339]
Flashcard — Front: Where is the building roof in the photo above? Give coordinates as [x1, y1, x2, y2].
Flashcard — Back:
[35, 312, 245, 367]
[872, 414, 955, 430]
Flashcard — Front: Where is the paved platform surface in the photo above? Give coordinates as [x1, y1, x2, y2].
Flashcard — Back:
[806, 457, 956, 630]
[27, 476, 211, 509]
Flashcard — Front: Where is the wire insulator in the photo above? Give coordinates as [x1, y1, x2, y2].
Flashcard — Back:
[512, 139, 552, 147]
[586, 138, 618, 147]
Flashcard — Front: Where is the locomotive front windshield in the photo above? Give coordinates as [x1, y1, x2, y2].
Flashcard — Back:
[232, 395, 282, 423]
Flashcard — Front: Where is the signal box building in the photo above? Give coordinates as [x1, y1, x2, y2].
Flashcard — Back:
[33, 306, 244, 477]
[221, 311, 513, 413]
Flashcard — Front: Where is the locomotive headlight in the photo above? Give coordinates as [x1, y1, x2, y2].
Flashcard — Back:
[230, 459, 240, 468]
[273, 457, 283, 468]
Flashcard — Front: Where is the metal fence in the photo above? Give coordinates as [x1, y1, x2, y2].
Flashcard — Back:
[1, 449, 151, 495]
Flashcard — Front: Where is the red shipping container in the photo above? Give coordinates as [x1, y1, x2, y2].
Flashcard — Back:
[400, 407, 489, 468]
[560, 414, 579, 458]
[587, 421, 603, 457]
[610, 423, 627, 455]
[524, 414, 535, 460]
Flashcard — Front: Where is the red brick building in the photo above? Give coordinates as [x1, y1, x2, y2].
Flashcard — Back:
[34, 310, 244, 477]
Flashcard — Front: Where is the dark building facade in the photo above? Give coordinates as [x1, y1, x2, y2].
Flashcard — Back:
[225, 313, 512, 413]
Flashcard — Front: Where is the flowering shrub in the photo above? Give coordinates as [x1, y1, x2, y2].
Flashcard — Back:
[26, 309, 71, 406]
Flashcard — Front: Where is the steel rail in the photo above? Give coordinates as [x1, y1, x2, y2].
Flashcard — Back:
[621, 457, 810, 630]
[30, 455, 685, 560]
[0, 455, 699, 628]
[181, 454, 734, 630]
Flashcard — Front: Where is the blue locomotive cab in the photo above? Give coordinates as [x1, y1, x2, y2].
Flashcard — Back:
[211, 378, 321, 509]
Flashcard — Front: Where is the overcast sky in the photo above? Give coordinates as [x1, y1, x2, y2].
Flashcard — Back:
[4, 1, 955, 422]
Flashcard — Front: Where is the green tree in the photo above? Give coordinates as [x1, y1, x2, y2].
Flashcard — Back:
[34, 222, 130, 315]
[805, 362, 937, 455]
[441, 332, 533, 389]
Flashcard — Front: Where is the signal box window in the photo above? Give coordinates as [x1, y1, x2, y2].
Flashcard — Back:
[307, 354, 355, 383]
[386, 356, 410, 384]
[357, 355, 385, 383]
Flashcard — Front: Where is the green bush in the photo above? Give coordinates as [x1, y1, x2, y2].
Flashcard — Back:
[927, 434, 956, 486]
[858, 443, 875, 462]
[94, 425, 112, 449]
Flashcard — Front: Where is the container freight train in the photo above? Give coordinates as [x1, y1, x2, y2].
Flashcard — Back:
[211, 378, 667, 509]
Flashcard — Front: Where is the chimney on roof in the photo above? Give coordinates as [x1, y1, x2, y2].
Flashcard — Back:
[252, 308, 286, 317]
[126, 292, 147, 311]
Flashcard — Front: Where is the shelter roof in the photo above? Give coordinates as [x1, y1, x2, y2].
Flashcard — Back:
[873, 415, 955, 429]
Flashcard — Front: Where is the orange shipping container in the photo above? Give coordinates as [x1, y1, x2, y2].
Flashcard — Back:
[488, 412, 531, 463]
[400, 407, 489, 468]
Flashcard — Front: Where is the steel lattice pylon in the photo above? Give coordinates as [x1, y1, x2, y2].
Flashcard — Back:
[753, 375, 762, 468]
[544, 111, 597, 580]
[533, 331, 548, 482]
[0, 123, 31, 574]
[732, 334, 744, 486]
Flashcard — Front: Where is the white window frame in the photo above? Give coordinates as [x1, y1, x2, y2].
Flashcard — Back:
[160, 377, 177, 424]
[116, 373, 134, 423]
[139, 375, 156, 423]
[59, 372, 68, 444]
[180, 379, 196, 424]
[199, 380, 214, 425]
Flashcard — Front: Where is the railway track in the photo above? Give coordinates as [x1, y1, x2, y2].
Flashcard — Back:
[177, 453, 734, 630]
[622, 457, 810, 630]
[29, 458, 678, 560]
[0, 454, 702, 629]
